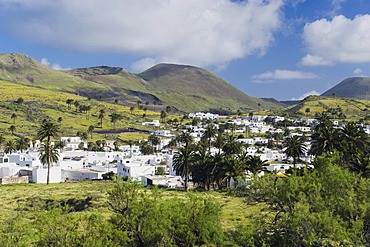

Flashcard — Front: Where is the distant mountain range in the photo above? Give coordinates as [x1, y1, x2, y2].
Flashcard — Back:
[0, 53, 281, 113]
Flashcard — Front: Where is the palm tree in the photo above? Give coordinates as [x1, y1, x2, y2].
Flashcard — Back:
[74, 101, 80, 112]
[37, 119, 60, 185]
[16, 137, 29, 153]
[173, 144, 196, 191]
[55, 140, 66, 153]
[340, 122, 368, 155]
[309, 122, 340, 157]
[283, 135, 307, 167]
[176, 131, 193, 148]
[139, 141, 154, 155]
[110, 112, 122, 129]
[201, 123, 217, 152]
[160, 110, 167, 123]
[222, 135, 242, 156]
[66, 99, 74, 110]
[338, 122, 369, 167]
[148, 134, 160, 154]
[8, 125, 16, 135]
[0, 134, 5, 151]
[98, 109, 105, 128]
[39, 142, 59, 183]
[87, 125, 95, 139]
[4, 140, 16, 154]
[11, 113, 17, 124]
[191, 143, 214, 190]
[245, 155, 268, 175]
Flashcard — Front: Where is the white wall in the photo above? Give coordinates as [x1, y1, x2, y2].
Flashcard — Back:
[32, 167, 62, 184]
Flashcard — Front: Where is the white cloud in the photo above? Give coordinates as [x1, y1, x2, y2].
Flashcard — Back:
[2, 0, 283, 68]
[40, 57, 50, 66]
[302, 14, 370, 66]
[300, 54, 333, 66]
[252, 69, 318, 82]
[353, 68, 367, 77]
[131, 58, 158, 72]
[40, 57, 68, 70]
[291, 90, 320, 100]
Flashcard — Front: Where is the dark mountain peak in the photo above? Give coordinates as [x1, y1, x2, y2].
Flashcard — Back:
[139, 63, 202, 81]
[322, 77, 370, 100]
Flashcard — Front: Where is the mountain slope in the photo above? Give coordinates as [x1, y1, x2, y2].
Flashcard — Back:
[0, 53, 282, 113]
[322, 77, 370, 100]
[282, 95, 370, 121]
[0, 53, 109, 95]
[137, 63, 281, 112]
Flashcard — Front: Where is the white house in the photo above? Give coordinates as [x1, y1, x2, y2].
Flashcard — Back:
[62, 169, 105, 181]
[32, 167, 62, 184]
[142, 120, 160, 127]
[117, 155, 166, 181]
[60, 137, 87, 150]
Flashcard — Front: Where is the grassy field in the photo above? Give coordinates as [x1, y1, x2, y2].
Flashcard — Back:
[0, 181, 261, 230]
[283, 95, 370, 122]
[0, 80, 161, 141]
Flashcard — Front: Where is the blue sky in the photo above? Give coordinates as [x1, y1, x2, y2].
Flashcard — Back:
[1, 0, 370, 100]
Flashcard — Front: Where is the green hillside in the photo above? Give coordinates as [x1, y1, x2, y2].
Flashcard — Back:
[0, 80, 158, 141]
[0, 53, 109, 95]
[282, 95, 370, 122]
[0, 53, 282, 113]
[322, 77, 370, 100]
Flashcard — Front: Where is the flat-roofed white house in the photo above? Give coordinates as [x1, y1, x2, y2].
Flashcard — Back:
[62, 169, 105, 181]
[117, 155, 167, 181]
[60, 137, 87, 151]
[32, 167, 62, 184]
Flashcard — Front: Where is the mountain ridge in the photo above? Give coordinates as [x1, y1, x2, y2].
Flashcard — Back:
[0, 53, 281, 113]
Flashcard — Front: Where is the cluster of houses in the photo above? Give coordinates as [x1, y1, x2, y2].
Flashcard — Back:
[0, 112, 366, 186]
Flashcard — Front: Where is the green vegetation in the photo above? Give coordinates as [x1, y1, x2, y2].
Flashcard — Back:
[0, 53, 281, 114]
[0, 181, 261, 246]
[0, 80, 159, 141]
[282, 95, 370, 122]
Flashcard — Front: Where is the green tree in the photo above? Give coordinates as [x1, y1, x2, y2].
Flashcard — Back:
[87, 125, 95, 139]
[139, 141, 154, 155]
[173, 144, 196, 191]
[0, 134, 5, 151]
[160, 110, 167, 123]
[110, 112, 122, 130]
[283, 135, 307, 167]
[310, 118, 340, 157]
[39, 142, 60, 182]
[165, 105, 171, 113]
[245, 155, 268, 175]
[8, 125, 16, 135]
[66, 99, 74, 110]
[98, 109, 105, 128]
[4, 140, 16, 154]
[37, 119, 60, 185]
[15, 137, 29, 153]
[10, 113, 17, 124]
[201, 123, 217, 152]
[148, 134, 160, 154]
[74, 101, 80, 112]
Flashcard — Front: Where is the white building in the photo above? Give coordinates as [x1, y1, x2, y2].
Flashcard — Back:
[142, 119, 160, 127]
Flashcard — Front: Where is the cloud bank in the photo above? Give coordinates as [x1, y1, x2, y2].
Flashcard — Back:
[302, 14, 370, 66]
[252, 69, 317, 82]
[1, 0, 283, 69]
